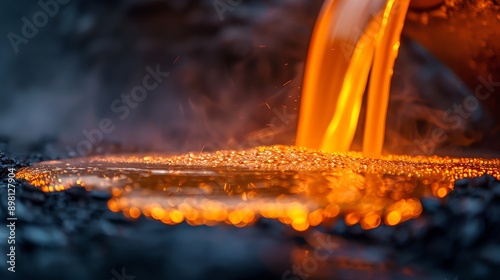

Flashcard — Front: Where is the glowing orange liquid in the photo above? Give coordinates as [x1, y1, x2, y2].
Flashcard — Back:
[17, 146, 500, 231]
[296, 0, 410, 157]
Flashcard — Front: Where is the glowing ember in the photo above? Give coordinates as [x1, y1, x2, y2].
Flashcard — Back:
[17, 146, 500, 231]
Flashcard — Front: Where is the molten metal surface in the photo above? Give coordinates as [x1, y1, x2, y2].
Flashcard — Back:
[17, 146, 500, 231]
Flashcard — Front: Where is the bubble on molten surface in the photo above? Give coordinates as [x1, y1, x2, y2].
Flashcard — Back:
[17, 145, 500, 230]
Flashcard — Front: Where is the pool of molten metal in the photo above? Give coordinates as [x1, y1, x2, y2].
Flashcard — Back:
[17, 146, 500, 231]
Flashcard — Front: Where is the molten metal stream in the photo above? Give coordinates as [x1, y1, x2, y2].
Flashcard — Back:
[17, 146, 500, 231]
[296, 0, 410, 157]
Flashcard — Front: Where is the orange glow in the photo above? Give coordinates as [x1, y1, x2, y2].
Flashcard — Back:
[386, 211, 401, 226]
[16, 146, 500, 230]
[151, 206, 166, 219]
[170, 210, 184, 223]
[129, 207, 141, 219]
[308, 209, 324, 226]
[345, 212, 360, 226]
[296, 0, 410, 157]
[107, 199, 119, 212]
[363, 0, 410, 157]
[15, 0, 499, 237]
[324, 204, 340, 218]
[437, 187, 448, 198]
[228, 211, 243, 225]
[361, 212, 381, 230]
[292, 220, 310, 232]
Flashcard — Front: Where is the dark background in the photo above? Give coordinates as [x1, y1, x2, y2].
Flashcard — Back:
[0, 0, 499, 158]
[0, 0, 320, 156]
